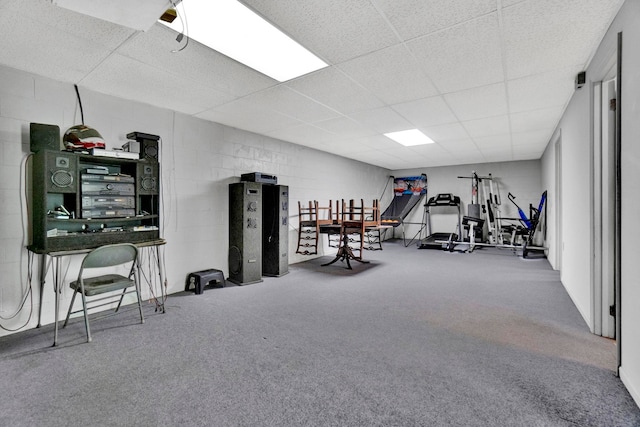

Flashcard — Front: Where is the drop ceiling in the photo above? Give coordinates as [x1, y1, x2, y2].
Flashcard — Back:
[0, 0, 624, 170]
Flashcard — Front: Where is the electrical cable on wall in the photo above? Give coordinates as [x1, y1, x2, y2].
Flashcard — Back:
[170, 0, 189, 52]
[0, 155, 35, 331]
[74, 84, 84, 125]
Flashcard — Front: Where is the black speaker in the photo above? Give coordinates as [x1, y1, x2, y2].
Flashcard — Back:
[141, 140, 159, 162]
[137, 162, 159, 195]
[262, 185, 289, 277]
[127, 132, 160, 162]
[575, 71, 586, 89]
[30, 123, 60, 153]
[228, 182, 263, 285]
[44, 151, 77, 193]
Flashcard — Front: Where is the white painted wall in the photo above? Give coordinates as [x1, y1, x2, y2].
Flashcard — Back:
[616, 0, 640, 408]
[549, 86, 592, 323]
[540, 0, 640, 408]
[392, 160, 543, 245]
[0, 65, 389, 337]
[540, 130, 559, 271]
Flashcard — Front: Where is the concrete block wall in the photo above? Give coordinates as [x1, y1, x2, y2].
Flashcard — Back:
[0, 65, 388, 337]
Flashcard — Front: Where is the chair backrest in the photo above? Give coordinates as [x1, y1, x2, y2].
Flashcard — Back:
[341, 199, 380, 227]
[298, 200, 318, 222]
[81, 243, 138, 270]
[316, 200, 335, 225]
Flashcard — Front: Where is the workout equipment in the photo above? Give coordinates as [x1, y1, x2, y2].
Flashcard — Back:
[503, 191, 547, 258]
[458, 172, 505, 246]
[457, 171, 481, 219]
[380, 174, 427, 246]
[508, 192, 532, 229]
[460, 215, 486, 252]
[481, 173, 503, 245]
[418, 193, 462, 250]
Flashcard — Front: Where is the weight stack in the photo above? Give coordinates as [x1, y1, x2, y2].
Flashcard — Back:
[262, 185, 289, 277]
[228, 182, 263, 285]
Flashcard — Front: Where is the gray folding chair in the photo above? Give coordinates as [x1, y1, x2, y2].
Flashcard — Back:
[63, 243, 144, 342]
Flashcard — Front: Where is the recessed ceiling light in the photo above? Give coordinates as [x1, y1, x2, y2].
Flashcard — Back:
[384, 129, 435, 146]
[160, 0, 328, 82]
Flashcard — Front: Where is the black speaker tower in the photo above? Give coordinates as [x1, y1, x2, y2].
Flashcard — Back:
[262, 185, 289, 277]
[228, 182, 263, 285]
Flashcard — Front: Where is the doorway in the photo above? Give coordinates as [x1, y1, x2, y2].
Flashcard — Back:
[592, 76, 617, 339]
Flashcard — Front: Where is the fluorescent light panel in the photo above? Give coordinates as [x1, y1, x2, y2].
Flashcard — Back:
[161, 0, 328, 82]
[384, 129, 435, 146]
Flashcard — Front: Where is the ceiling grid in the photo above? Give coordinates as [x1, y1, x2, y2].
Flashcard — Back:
[0, 0, 625, 169]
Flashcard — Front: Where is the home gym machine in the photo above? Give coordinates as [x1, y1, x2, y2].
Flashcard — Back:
[417, 193, 462, 250]
[456, 172, 504, 245]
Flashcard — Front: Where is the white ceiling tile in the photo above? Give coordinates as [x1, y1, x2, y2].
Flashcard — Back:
[314, 117, 377, 140]
[8, 0, 136, 48]
[407, 13, 504, 93]
[338, 44, 438, 105]
[82, 54, 236, 114]
[407, 142, 454, 159]
[437, 138, 479, 153]
[380, 148, 426, 163]
[507, 68, 575, 113]
[242, 0, 399, 64]
[511, 129, 555, 147]
[238, 85, 341, 124]
[286, 67, 385, 114]
[320, 139, 373, 156]
[445, 83, 508, 121]
[473, 134, 512, 149]
[348, 107, 413, 134]
[392, 96, 457, 127]
[355, 134, 402, 150]
[0, 9, 114, 83]
[502, 0, 624, 79]
[463, 116, 511, 138]
[195, 98, 304, 134]
[347, 149, 393, 168]
[422, 123, 469, 142]
[512, 143, 546, 157]
[451, 151, 486, 163]
[374, 0, 497, 41]
[480, 150, 514, 163]
[376, 155, 415, 170]
[510, 107, 563, 134]
[265, 123, 339, 147]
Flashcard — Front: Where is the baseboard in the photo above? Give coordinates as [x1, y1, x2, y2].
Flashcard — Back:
[619, 366, 640, 409]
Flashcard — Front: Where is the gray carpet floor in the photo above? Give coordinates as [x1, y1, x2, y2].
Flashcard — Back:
[1, 239, 639, 426]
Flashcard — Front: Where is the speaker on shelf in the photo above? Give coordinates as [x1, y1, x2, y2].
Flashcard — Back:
[44, 151, 77, 193]
[126, 131, 160, 162]
[262, 185, 289, 277]
[228, 182, 263, 285]
[30, 123, 61, 153]
[141, 139, 159, 161]
[137, 162, 159, 195]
